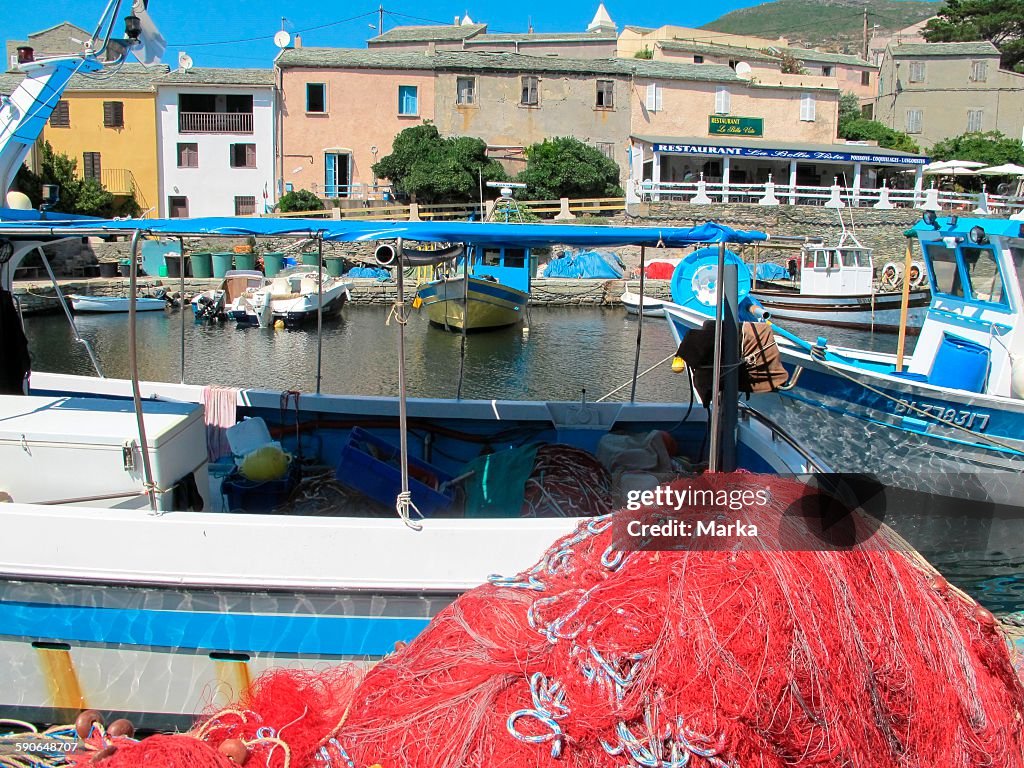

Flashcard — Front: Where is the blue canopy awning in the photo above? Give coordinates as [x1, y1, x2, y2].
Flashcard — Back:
[0, 213, 768, 249]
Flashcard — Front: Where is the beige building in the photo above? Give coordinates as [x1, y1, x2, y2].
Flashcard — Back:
[875, 41, 1024, 148]
[365, 6, 617, 59]
[618, 25, 788, 59]
[868, 18, 932, 67]
[6, 22, 90, 69]
[276, 45, 852, 198]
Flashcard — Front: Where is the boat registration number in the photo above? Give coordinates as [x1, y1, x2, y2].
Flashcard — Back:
[893, 399, 990, 431]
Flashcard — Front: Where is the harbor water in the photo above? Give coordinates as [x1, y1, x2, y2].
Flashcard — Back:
[22, 306, 1024, 614]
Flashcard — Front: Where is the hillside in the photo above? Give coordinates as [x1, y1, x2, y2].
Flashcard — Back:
[701, 0, 941, 54]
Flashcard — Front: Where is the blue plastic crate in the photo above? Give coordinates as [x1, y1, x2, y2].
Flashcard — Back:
[222, 461, 300, 513]
[336, 427, 456, 516]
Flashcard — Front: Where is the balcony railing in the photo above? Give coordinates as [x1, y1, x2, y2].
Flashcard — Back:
[178, 111, 253, 134]
[100, 168, 135, 196]
[638, 179, 1024, 216]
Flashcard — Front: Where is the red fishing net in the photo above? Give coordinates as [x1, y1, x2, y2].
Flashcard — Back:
[74, 474, 1024, 768]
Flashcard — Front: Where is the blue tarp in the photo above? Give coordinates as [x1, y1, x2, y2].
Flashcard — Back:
[751, 262, 789, 281]
[544, 250, 624, 279]
[0, 212, 769, 249]
[345, 266, 391, 280]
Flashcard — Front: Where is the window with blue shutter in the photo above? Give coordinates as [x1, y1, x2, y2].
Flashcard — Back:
[325, 153, 337, 197]
[398, 86, 418, 116]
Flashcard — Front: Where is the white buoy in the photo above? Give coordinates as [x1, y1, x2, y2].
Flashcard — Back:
[5, 191, 31, 210]
[1010, 353, 1024, 399]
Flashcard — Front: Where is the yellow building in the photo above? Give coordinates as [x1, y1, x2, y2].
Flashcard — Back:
[40, 64, 168, 214]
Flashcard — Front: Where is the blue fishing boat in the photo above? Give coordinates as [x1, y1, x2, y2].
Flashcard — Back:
[415, 244, 531, 331]
[662, 214, 1024, 505]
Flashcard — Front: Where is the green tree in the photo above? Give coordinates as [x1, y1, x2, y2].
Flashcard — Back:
[634, 46, 653, 59]
[771, 50, 807, 74]
[930, 130, 1024, 165]
[372, 123, 507, 204]
[277, 189, 325, 213]
[517, 137, 624, 200]
[13, 142, 140, 217]
[837, 118, 921, 153]
[923, 0, 1024, 71]
[837, 92, 862, 132]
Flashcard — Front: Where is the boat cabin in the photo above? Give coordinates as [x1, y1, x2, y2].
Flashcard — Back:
[907, 216, 1024, 397]
[468, 245, 532, 294]
[798, 242, 874, 296]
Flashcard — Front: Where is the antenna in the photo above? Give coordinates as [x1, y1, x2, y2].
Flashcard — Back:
[177, 51, 193, 71]
[273, 30, 291, 48]
[734, 61, 752, 78]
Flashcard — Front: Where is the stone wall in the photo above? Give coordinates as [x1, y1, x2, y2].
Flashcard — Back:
[614, 202, 925, 271]
[14, 277, 667, 315]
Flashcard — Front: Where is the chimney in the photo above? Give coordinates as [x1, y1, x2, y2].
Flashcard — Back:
[294, 34, 302, 48]
[426, 42, 437, 56]
[454, 15, 460, 25]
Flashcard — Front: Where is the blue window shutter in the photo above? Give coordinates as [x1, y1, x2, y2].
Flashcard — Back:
[399, 86, 417, 115]
[325, 153, 336, 197]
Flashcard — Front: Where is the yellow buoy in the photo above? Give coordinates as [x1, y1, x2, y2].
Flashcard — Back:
[671, 356, 686, 373]
[411, 296, 423, 309]
[274, 319, 285, 329]
[240, 446, 291, 482]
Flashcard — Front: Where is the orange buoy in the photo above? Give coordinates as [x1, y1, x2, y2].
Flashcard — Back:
[107, 719, 135, 739]
[91, 745, 117, 763]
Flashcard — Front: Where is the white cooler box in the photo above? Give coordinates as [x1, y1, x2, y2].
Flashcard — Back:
[0, 395, 210, 511]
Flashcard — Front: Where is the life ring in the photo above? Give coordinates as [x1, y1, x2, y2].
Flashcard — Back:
[880, 262, 902, 290]
[669, 246, 752, 316]
[908, 260, 926, 288]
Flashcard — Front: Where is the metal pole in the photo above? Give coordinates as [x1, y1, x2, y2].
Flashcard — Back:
[720, 263, 740, 472]
[708, 242, 726, 472]
[895, 237, 914, 371]
[178, 237, 185, 384]
[128, 230, 158, 513]
[630, 245, 646, 403]
[34, 244, 103, 377]
[395, 238, 417, 527]
[457, 246, 469, 399]
[314, 235, 325, 394]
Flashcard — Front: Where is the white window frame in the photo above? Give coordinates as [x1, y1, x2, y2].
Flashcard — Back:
[456, 77, 476, 106]
[714, 87, 730, 115]
[967, 109, 984, 132]
[645, 83, 663, 112]
[799, 92, 816, 122]
[908, 61, 926, 83]
[398, 85, 419, 116]
[970, 60, 988, 82]
[906, 109, 923, 134]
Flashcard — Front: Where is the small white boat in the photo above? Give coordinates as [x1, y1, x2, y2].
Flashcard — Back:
[621, 288, 666, 317]
[228, 266, 352, 328]
[750, 235, 930, 333]
[191, 270, 269, 321]
[68, 294, 169, 313]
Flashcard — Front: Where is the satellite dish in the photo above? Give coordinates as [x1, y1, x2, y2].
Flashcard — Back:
[274, 30, 291, 48]
[178, 51, 193, 71]
[735, 61, 752, 78]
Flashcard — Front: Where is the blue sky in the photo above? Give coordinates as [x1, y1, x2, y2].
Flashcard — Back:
[3, 0, 763, 68]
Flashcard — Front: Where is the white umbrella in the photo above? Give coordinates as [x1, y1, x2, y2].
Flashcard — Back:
[926, 160, 987, 171]
[923, 165, 977, 176]
[975, 163, 1024, 176]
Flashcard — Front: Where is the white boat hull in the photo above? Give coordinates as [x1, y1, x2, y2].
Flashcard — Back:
[752, 287, 930, 333]
[0, 370, 823, 728]
[621, 290, 665, 317]
[69, 295, 167, 313]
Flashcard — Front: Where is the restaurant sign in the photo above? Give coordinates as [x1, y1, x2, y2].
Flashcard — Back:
[708, 115, 763, 137]
[652, 143, 928, 166]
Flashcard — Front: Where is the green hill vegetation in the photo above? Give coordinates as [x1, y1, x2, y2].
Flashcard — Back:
[702, 0, 940, 53]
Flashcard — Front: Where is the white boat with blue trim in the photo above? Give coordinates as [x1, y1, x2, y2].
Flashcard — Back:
[662, 214, 1024, 505]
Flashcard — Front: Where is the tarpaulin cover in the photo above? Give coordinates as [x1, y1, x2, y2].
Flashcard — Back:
[345, 266, 391, 280]
[752, 262, 789, 281]
[0, 212, 769, 250]
[644, 261, 678, 279]
[544, 250, 624, 279]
